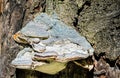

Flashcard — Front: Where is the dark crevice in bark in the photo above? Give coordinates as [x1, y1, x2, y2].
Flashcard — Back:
[77, 1, 91, 16]
[94, 52, 119, 67]
[93, 55, 120, 78]
[105, 58, 117, 67]
[94, 52, 106, 61]
[73, 17, 78, 27]
[41, 0, 46, 12]
[73, 1, 91, 28]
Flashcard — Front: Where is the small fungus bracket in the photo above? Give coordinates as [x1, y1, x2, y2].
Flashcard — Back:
[11, 13, 94, 74]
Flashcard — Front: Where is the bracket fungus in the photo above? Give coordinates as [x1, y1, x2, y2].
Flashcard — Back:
[11, 13, 94, 74]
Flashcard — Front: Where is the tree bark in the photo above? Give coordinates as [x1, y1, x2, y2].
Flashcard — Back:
[0, 0, 120, 78]
[0, 0, 26, 78]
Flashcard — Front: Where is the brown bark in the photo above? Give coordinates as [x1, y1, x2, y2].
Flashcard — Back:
[0, 0, 25, 78]
[0, 0, 120, 78]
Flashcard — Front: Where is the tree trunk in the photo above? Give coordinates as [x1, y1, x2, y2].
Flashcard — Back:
[0, 0, 26, 78]
[0, 0, 120, 78]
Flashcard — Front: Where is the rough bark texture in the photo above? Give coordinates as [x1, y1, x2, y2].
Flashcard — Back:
[0, 0, 26, 78]
[77, 0, 120, 60]
[0, 0, 120, 78]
